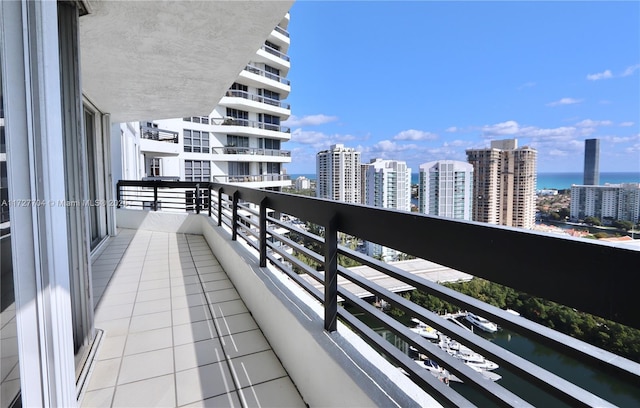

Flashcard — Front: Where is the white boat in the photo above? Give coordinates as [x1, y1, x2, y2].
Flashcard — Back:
[437, 335, 500, 371]
[414, 359, 461, 383]
[467, 364, 502, 382]
[409, 318, 439, 340]
[465, 312, 498, 333]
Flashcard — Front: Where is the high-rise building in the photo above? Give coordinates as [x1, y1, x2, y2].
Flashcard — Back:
[466, 139, 537, 229]
[316, 144, 361, 203]
[362, 159, 411, 210]
[361, 158, 411, 260]
[418, 160, 473, 220]
[119, 14, 292, 191]
[570, 183, 640, 224]
[583, 139, 600, 185]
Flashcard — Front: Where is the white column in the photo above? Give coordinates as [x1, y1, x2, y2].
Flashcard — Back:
[0, 1, 77, 406]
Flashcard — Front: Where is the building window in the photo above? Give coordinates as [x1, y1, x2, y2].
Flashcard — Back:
[226, 108, 249, 120]
[264, 64, 280, 80]
[183, 116, 209, 124]
[259, 113, 280, 131]
[185, 160, 211, 182]
[150, 158, 161, 177]
[229, 162, 250, 177]
[266, 162, 281, 174]
[184, 129, 210, 153]
[260, 138, 280, 150]
[265, 40, 280, 52]
[227, 135, 249, 148]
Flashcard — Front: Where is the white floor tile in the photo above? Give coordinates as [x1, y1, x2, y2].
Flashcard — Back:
[112, 374, 175, 407]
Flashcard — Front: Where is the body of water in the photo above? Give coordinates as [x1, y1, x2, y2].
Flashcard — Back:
[290, 172, 640, 191]
[375, 317, 640, 406]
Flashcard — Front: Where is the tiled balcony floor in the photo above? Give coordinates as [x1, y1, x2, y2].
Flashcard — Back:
[81, 229, 305, 407]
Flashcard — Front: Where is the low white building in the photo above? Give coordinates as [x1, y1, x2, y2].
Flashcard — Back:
[295, 176, 312, 190]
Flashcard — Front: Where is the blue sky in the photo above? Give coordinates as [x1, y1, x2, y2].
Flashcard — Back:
[282, 1, 640, 174]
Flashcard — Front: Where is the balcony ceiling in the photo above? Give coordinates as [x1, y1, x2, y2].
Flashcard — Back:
[79, 1, 294, 123]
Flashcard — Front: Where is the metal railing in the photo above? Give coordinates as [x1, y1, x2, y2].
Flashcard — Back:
[244, 64, 290, 86]
[220, 117, 290, 133]
[115, 180, 640, 407]
[140, 125, 179, 143]
[212, 146, 291, 157]
[274, 25, 290, 38]
[224, 89, 290, 110]
[212, 174, 291, 183]
[260, 44, 290, 62]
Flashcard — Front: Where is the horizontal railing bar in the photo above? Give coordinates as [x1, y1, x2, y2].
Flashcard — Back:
[265, 252, 324, 304]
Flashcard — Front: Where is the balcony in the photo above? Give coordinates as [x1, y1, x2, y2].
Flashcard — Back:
[212, 174, 291, 184]
[102, 180, 640, 406]
[212, 146, 291, 158]
[140, 125, 181, 155]
[274, 25, 290, 38]
[222, 89, 290, 110]
[241, 65, 290, 95]
[260, 44, 290, 62]
[214, 118, 291, 139]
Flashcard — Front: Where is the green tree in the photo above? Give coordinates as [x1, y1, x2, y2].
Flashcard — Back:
[612, 220, 634, 230]
[584, 216, 601, 226]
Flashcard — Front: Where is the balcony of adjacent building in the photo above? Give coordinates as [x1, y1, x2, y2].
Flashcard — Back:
[211, 146, 291, 164]
[139, 124, 181, 156]
[212, 118, 291, 139]
[95, 180, 640, 407]
[219, 89, 290, 117]
[211, 174, 291, 189]
[255, 41, 290, 71]
[239, 64, 290, 95]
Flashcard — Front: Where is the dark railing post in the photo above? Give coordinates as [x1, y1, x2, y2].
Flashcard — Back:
[324, 216, 338, 332]
[116, 181, 121, 208]
[231, 191, 239, 241]
[208, 186, 212, 218]
[259, 198, 267, 267]
[153, 185, 158, 211]
[217, 189, 223, 226]
[195, 183, 201, 214]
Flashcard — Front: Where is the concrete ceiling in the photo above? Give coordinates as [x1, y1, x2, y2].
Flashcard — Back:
[79, 1, 294, 123]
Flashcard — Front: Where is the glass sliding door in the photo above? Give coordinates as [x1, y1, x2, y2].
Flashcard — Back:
[0, 51, 21, 408]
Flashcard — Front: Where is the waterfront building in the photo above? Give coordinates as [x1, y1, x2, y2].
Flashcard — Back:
[583, 138, 600, 185]
[466, 139, 537, 229]
[117, 15, 292, 191]
[316, 144, 361, 203]
[361, 158, 411, 260]
[418, 160, 473, 220]
[294, 176, 312, 190]
[570, 183, 640, 224]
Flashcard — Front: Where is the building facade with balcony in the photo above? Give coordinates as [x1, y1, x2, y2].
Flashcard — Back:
[466, 139, 537, 229]
[570, 183, 640, 224]
[418, 160, 473, 220]
[316, 144, 361, 203]
[116, 14, 292, 190]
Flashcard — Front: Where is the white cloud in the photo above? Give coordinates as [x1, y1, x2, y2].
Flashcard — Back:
[290, 129, 356, 151]
[621, 64, 640, 77]
[283, 114, 338, 127]
[619, 121, 635, 127]
[546, 97, 583, 107]
[445, 126, 458, 133]
[586, 70, 613, 81]
[575, 119, 613, 128]
[481, 120, 519, 136]
[548, 149, 569, 157]
[392, 129, 438, 141]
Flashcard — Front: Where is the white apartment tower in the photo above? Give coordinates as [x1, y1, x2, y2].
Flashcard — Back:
[362, 159, 411, 211]
[121, 14, 292, 190]
[316, 144, 361, 203]
[361, 158, 411, 260]
[418, 160, 473, 220]
[466, 139, 537, 229]
[570, 183, 640, 224]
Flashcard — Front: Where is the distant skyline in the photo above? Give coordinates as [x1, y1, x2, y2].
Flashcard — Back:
[282, 1, 640, 174]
